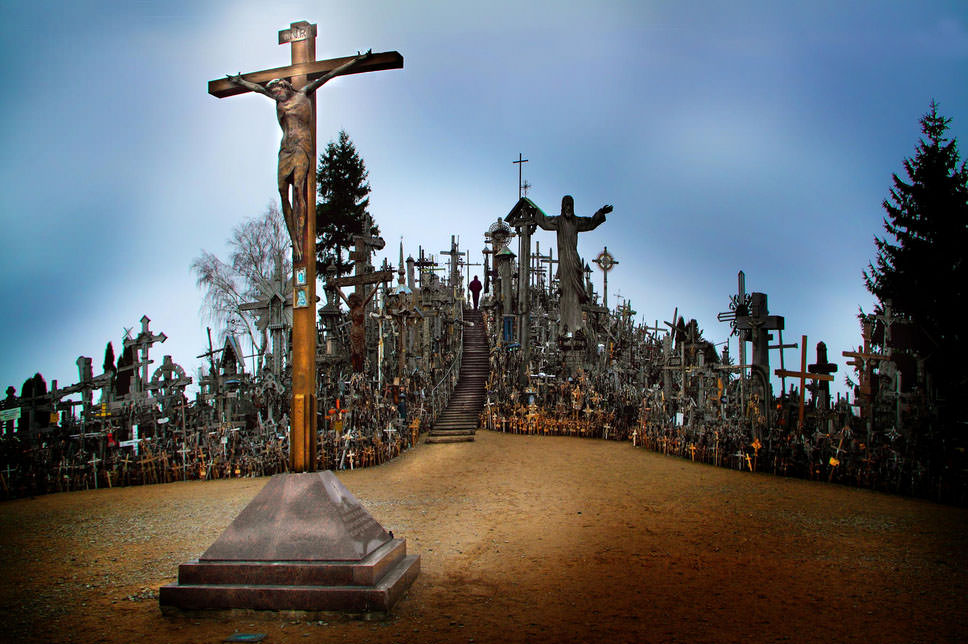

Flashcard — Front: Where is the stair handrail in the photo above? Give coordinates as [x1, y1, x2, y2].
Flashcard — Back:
[426, 307, 468, 426]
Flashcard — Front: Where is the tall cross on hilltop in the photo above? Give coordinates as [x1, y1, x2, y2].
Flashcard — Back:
[513, 153, 529, 199]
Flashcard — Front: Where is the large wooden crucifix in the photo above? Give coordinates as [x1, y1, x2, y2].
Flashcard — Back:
[208, 21, 402, 472]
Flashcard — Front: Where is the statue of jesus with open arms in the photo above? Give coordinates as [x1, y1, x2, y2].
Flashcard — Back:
[534, 195, 612, 336]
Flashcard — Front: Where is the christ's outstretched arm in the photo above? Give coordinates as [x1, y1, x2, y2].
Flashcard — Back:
[302, 50, 373, 95]
[225, 74, 275, 99]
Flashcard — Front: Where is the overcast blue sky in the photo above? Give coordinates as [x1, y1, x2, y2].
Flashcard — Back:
[1, 0, 966, 399]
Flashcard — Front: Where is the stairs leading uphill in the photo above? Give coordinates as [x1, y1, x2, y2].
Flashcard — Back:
[425, 309, 489, 444]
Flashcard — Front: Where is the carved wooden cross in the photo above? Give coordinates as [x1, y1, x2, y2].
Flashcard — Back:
[774, 335, 834, 428]
[350, 226, 386, 299]
[841, 320, 888, 418]
[122, 315, 167, 396]
[208, 21, 401, 472]
[439, 235, 462, 290]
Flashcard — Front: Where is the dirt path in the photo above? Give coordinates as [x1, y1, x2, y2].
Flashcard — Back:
[1, 430, 965, 643]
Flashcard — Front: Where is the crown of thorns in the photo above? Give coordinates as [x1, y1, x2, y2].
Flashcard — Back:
[266, 78, 294, 90]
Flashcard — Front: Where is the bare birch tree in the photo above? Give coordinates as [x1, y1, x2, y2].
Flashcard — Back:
[191, 203, 292, 372]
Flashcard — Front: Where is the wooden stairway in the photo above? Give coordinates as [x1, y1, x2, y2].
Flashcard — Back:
[426, 309, 489, 444]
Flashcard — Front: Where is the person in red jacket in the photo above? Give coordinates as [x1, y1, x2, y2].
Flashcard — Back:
[468, 275, 483, 309]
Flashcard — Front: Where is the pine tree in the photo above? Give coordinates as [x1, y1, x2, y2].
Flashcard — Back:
[116, 345, 134, 397]
[315, 130, 377, 278]
[864, 101, 968, 425]
[103, 342, 116, 375]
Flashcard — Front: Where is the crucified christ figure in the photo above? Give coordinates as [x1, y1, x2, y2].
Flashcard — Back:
[226, 50, 372, 263]
[337, 287, 379, 373]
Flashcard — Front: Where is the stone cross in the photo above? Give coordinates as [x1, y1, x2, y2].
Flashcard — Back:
[209, 22, 402, 472]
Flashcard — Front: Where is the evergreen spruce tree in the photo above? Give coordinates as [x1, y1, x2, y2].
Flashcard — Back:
[315, 130, 378, 278]
[116, 346, 134, 397]
[103, 341, 116, 376]
[864, 101, 968, 435]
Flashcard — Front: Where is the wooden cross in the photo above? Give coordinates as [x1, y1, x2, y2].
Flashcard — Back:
[513, 153, 529, 199]
[439, 235, 462, 290]
[774, 335, 834, 428]
[383, 424, 398, 458]
[177, 446, 191, 482]
[209, 21, 401, 472]
[768, 329, 798, 395]
[841, 320, 889, 418]
[88, 455, 102, 490]
[413, 248, 438, 288]
[122, 315, 167, 396]
[807, 341, 838, 406]
[539, 251, 558, 296]
[329, 269, 394, 290]
[349, 228, 386, 299]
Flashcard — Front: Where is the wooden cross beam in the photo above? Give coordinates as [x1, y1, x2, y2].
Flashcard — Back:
[208, 21, 401, 472]
[329, 269, 394, 289]
[774, 335, 834, 428]
[208, 51, 403, 98]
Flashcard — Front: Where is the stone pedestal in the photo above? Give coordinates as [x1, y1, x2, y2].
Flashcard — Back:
[160, 471, 419, 616]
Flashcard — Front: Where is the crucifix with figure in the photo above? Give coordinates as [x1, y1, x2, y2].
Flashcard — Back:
[208, 21, 402, 472]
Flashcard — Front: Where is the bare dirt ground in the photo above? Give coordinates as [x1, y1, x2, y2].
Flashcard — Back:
[1, 430, 965, 644]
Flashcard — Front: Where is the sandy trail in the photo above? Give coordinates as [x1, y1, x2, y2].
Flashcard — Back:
[1, 430, 965, 643]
